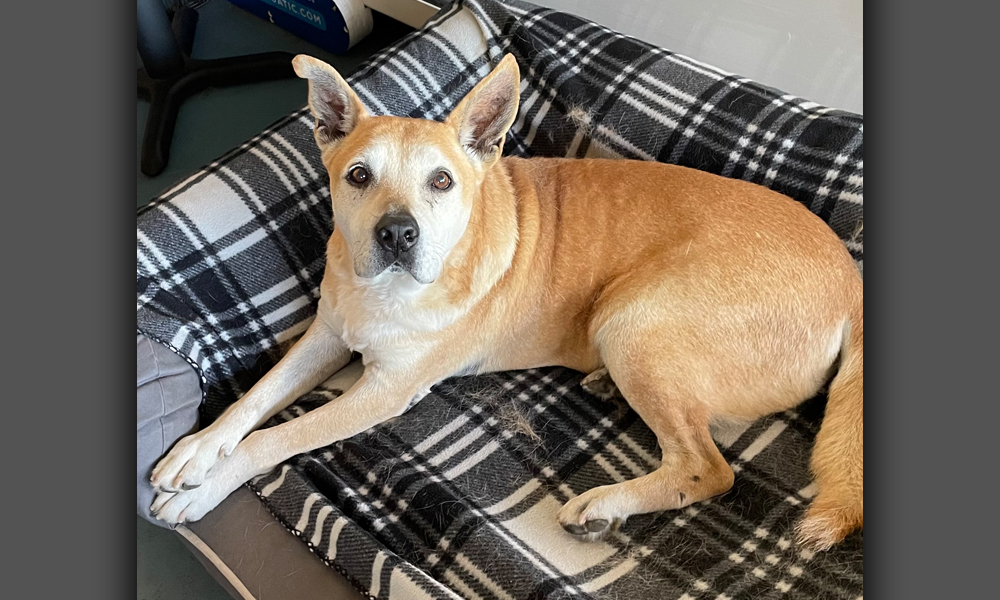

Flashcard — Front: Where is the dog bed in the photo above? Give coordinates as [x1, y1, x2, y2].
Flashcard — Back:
[137, 1, 863, 598]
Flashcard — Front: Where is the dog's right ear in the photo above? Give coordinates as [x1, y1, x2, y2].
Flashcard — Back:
[292, 55, 368, 147]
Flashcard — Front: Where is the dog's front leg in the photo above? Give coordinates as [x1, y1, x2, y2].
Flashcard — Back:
[151, 364, 430, 525]
[151, 316, 350, 493]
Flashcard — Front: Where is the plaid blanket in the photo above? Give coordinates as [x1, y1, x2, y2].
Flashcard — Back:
[136, 1, 864, 598]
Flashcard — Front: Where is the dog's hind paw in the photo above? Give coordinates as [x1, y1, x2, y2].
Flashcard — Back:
[581, 368, 622, 401]
[557, 486, 625, 542]
[795, 499, 862, 551]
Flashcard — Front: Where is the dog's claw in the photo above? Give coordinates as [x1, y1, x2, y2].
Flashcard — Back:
[586, 519, 610, 532]
[557, 486, 627, 541]
[562, 522, 588, 535]
[150, 491, 175, 515]
[150, 479, 232, 526]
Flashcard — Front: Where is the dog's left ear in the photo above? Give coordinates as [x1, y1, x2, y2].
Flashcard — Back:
[446, 55, 521, 164]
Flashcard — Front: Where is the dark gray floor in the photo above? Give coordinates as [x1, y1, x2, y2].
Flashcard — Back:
[137, 517, 232, 600]
[136, 3, 410, 599]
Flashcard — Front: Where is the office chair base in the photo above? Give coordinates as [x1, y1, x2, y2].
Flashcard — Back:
[137, 8, 297, 177]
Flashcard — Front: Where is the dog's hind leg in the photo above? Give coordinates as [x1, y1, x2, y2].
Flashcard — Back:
[558, 339, 735, 540]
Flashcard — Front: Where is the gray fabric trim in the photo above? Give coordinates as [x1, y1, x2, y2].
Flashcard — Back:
[137, 334, 202, 528]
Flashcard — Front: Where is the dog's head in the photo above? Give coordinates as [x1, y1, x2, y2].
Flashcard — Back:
[292, 54, 521, 285]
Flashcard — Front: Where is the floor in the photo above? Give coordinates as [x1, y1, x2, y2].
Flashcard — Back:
[137, 517, 232, 600]
[136, 3, 411, 599]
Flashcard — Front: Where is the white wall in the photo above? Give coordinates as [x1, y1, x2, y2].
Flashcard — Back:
[533, 0, 863, 114]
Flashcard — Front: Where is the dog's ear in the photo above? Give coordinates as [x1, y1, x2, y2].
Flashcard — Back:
[446, 54, 521, 163]
[292, 55, 368, 147]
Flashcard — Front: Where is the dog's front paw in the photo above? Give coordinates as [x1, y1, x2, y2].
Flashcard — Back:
[151, 428, 240, 493]
[150, 477, 236, 526]
[557, 486, 625, 542]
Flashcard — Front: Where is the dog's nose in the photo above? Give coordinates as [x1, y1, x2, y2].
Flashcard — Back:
[375, 212, 420, 255]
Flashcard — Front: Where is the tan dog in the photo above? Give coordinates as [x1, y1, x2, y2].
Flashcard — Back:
[151, 54, 863, 550]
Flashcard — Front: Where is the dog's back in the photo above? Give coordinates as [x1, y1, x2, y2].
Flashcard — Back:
[487, 156, 860, 381]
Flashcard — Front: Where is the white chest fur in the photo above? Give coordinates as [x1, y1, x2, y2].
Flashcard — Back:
[318, 268, 464, 367]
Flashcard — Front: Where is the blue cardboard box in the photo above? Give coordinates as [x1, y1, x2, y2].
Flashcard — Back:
[227, 0, 373, 54]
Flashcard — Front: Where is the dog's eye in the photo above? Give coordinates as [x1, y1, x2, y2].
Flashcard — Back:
[347, 165, 370, 186]
[432, 171, 452, 191]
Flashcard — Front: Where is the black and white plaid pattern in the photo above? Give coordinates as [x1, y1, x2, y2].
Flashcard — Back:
[137, 1, 863, 598]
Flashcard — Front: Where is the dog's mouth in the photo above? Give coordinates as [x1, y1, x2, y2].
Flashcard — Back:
[357, 260, 411, 279]
[357, 252, 435, 285]
[379, 252, 417, 278]
[385, 259, 436, 284]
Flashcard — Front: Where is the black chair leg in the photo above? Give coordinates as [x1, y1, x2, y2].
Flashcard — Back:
[137, 5, 297, 176]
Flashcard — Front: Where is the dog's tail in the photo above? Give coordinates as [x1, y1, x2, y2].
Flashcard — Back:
[798, 305, 864, 550]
